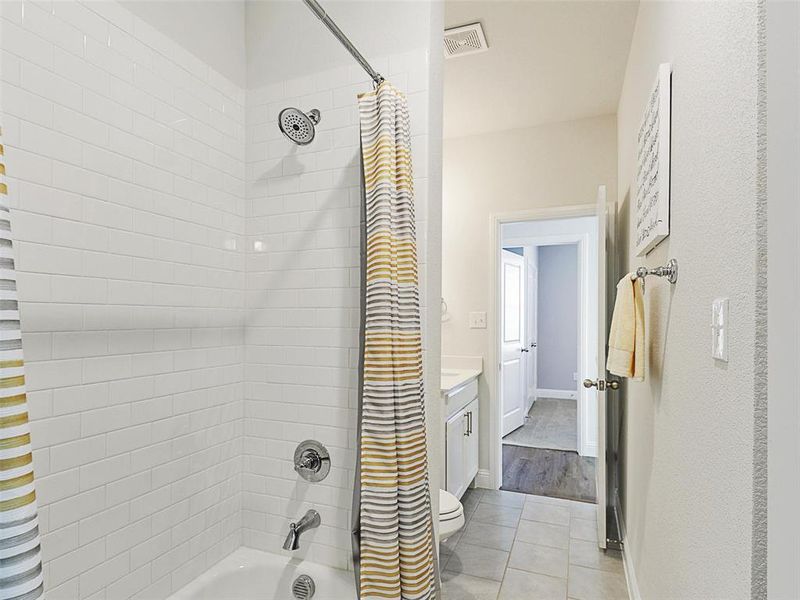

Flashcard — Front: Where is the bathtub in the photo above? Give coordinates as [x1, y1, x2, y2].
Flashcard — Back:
[168, 547, 356, 599]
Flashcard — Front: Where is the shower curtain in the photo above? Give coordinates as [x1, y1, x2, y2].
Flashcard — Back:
[352, 83, 439, 600]
[0, 130, 44, 600]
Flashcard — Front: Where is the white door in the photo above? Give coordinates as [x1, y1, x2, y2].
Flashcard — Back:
[501, 249, 526, 436]
[593, 184, 615, 548]
[446, 410, 467, 498]
[524, 248, 538, 412]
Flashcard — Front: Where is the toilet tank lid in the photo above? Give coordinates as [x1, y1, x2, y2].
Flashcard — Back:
[439, 489, 462, 515]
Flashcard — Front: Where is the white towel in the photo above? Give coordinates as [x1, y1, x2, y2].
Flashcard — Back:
[606, 274, 645, 381]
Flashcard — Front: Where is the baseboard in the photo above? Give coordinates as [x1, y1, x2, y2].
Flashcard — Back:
[616, 495, 642, 600]
[474, 469, 492, 489]
[580, 442, 598, 458]
[536, 388, 577, 400]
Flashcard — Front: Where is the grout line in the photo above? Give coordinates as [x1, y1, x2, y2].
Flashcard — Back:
[567, 511, 572, 599]
[441, 491, 628, 600]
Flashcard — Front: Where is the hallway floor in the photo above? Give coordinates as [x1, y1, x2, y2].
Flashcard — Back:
[502, 398, 577, 451]
[440, 488, 627, 600]
[501, 446, 596, 502]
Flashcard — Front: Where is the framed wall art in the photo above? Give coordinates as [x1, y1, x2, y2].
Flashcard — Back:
[635, 62, 672, 256]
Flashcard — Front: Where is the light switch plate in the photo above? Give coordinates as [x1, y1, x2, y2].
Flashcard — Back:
[711, 298, 729, 362]
[468, 311, 487, 329]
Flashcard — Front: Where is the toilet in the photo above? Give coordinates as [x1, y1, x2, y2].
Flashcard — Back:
[439, 489, 465, 540]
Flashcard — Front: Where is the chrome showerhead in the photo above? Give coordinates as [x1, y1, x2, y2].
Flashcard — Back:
[278, 108, 321, 145]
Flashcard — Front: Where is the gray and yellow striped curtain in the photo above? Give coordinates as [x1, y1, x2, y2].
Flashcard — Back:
[352, 83, 439, 599]
[0, 129, 45, 600]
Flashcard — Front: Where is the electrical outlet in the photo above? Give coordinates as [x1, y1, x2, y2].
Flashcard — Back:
[468, 311, 487, 329]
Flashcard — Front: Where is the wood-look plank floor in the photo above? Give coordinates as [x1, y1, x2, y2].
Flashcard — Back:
[501, 445, 597, 502]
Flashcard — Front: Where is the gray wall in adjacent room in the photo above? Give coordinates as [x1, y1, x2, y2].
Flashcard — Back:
[536, 244, 578, 391]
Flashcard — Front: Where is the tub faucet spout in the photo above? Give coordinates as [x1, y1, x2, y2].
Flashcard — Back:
[282, 510, 321, 551]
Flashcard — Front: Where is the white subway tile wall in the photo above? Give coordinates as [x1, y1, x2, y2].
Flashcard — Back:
[243, 53, 433, 571]
[1, 0, 438, 596]
[1, 1, 246, 598]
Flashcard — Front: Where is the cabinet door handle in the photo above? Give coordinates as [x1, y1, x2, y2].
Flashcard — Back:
[464, 413, 469, 436]
[467, 411, 473, 435]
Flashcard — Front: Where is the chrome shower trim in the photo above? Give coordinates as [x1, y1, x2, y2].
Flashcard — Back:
[293, 440, 331, 482]
[278, 108, 320, 146]
[292, 574, 316, 599]
[283, 509, 321, 551]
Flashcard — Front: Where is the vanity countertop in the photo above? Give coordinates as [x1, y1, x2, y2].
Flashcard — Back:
[441, 368, 482, 395]
[440, 355, 483, 395]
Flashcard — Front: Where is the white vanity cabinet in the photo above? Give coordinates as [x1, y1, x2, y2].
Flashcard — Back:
[444, 378, 479, 499]
[463, 397, 479, 484]
[445, 410, 467, 498]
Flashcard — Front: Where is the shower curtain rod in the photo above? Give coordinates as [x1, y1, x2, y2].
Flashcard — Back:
[302, 0, 385, 86]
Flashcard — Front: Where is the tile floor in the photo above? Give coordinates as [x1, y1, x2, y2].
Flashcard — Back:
[440, 488, 628, 600]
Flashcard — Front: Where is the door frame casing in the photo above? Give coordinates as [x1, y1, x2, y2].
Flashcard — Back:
[487, 204, 598, 491]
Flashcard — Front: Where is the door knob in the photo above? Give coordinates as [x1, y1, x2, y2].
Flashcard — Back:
[583, 379, 620, 391]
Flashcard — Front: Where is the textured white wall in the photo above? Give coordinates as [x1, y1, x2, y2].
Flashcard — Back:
[442, 115, 617, 471]
[766, 1, 798, 597]
[616, 1, 762, 597]
[0, 1, 246, 597]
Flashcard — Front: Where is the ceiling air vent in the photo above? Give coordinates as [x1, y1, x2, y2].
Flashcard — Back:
[444, 22, 488, 59]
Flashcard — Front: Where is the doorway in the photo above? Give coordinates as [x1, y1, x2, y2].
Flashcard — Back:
[494, 212, 601, 504]
[503, 243, 580, 452]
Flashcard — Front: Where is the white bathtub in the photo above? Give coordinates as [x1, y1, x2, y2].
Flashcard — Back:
[168, 547, 356, 599]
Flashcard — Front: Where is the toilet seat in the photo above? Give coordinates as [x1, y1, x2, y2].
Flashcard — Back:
[440, 489, 462, 517]
[438, 490, 465, 541]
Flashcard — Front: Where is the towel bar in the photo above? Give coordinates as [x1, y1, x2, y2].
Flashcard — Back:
[631, 258, 678, 294]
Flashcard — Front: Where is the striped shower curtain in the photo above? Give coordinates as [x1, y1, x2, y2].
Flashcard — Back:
[352, 83, 439, 600]
[0, 130, 45, 599]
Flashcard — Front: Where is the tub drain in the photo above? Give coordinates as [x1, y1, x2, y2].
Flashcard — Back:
[292, 574, 315, 600]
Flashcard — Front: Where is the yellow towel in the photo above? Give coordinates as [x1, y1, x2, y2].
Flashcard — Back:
[606, 274, 645, 380]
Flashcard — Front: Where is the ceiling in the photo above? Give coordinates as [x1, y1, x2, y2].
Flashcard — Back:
[444, 1, 639, 139]
[246, 1, 434, 89]
[123, 1, 247, 86]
